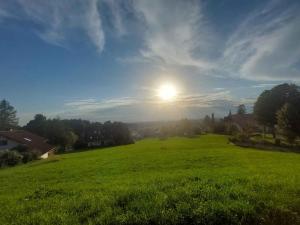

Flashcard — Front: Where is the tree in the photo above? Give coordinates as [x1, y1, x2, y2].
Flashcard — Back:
[254, 83, 300, 137]
[211, 113, 215, 124]
[237, 104, 246, 115]
[203, 115, 211, 132]
[228, 110, 232, 119]
[43, 118, 77, 150]
[61, 131, 78, 150]
[0, 100, 18, 130]
[25, 114, 47, 137]
[211, 113, 216, 132]
[276, 103, 300, 144]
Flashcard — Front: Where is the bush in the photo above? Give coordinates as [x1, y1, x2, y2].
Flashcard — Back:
[12, 144, 29, 153]
[229, 133, 250, 143]
[12, 145, 39, 163]
[275, 138, 281, 146]
[21, 152, 38, 163]
[226, 124, 240, 135]
[0, 150, 23, 168]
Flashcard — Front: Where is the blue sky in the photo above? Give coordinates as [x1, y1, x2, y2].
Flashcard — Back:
[0, 0, 299, 125]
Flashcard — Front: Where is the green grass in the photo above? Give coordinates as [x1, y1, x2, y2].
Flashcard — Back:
[0, 134, 300, 225]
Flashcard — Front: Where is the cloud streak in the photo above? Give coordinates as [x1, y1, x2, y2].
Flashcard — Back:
[17, 0, 105, 51]
[61, 90, 253, 121]
[0, 0, 130, 52]
[129, 0, 300, 82]
[132, 0, 216, 70]
[1, 0, 299, 81]
[223, 0, 300, 81]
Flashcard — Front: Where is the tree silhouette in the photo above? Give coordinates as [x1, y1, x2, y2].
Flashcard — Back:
[254, 83, 300, 137]
[25, 114, 47, 137]
[0, 99, 18, 130]
[237, 104, 246, 115]
[277, 103, 300, 144]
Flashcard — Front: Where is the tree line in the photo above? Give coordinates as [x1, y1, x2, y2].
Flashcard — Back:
[0, 101, 133, 151]
[25, 115, 134, 150]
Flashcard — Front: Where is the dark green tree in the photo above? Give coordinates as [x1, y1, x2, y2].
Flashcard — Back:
[61, 131, 78, 149]
[45, 118, 75, 149]
[0, 99, 18, 130]
[24, 114, 47, 137]
[254, 83, 300, 137]
[276, 103, 300, 144]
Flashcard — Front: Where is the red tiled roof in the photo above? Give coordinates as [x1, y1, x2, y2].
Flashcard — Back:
[0, 130, 54, 154]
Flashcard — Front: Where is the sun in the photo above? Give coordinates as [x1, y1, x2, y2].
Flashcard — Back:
[157, 83, 178, 101]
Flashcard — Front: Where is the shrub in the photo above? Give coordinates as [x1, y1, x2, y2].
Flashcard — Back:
[12, 144, 29, 153]
[229, 133, 250, 143]
[12, 145, 39, 163]
[226, 124, 239, 135]
[0, 150, 23, 167]
[21, 152, 38, 163]
[274, 138, 281, 146]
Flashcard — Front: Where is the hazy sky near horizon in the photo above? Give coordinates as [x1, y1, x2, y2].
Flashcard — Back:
[0, 0, 299, 125]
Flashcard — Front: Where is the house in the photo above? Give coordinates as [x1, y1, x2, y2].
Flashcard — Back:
[224, 113, 260, 132]
[0, 130, 55, 159]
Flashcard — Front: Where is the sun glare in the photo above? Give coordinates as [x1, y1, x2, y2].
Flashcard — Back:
[158, 83, 177, 101]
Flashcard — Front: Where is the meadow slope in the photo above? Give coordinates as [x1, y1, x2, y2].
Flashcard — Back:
[0, 135, 299, 225]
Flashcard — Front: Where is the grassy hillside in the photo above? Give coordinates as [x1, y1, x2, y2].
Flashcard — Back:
[0, 135, 299, 225]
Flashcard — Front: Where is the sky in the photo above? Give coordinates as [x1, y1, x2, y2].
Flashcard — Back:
[0, 0, 299, 125]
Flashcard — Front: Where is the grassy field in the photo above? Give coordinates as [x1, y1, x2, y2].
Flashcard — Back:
[0, 135, 299, 225]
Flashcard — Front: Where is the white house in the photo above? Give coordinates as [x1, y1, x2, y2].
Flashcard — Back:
[0, 130, 55, 159]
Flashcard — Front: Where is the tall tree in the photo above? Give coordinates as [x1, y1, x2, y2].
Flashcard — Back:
[276, 103, 300, 144]
[0, 99, 18, 130]
[254, 83, 300, 136]
[237, 104, 246, 115]
[25, 114, 47, 137]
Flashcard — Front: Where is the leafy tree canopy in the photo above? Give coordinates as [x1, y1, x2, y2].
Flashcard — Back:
[254, 83, 300, 127]
[276, 103, 300, 143]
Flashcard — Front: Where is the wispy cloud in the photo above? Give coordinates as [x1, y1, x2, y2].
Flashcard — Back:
[103, 0, 127, 36]
[0, 0, 103, 51]
[223, 0, 300, 81]
[131, 0, 216, 70]
[16, 0, 105, 51]
[118, 0, 300, 82]
[60, 90, 252, 121]
[251, 83, 278, 88]
[1, 0, 299, 82]
[64, 97, 139, 112]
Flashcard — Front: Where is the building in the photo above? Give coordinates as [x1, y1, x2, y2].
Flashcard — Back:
[224, 113, 260, 132]
[0, 130, 55, 159]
